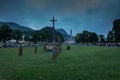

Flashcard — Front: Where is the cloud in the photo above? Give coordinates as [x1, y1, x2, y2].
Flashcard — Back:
[0, 0, 120, 36]
[26, 0, 103, 14]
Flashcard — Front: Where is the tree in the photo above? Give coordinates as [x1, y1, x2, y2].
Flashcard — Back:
[0, 25, 13, 43]
[107, 31, 113, 42]
[24, 35, 30, 41]
[33, 27, 64, 43]
[89, 32, 98, 42]
[31, 30, 40, 43]
[75, 30, 98, 43]
[82, 30, 98, 43]
[75, 33, 83, 43]
[13, 29, 22, 44]
[82, 30, 89, 42]
[112, 19, 120, 42]
[99, 34, 105, 42]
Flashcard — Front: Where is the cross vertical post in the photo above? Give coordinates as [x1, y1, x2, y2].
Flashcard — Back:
[50, 17, 57, 45]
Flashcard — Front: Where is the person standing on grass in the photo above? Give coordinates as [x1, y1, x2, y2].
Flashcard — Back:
[52, 47, 56, 59]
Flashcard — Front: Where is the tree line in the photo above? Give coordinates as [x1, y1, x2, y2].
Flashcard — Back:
[0, 25, 22, 44]
[75, 30, 105, 43]
[0, 19, 120, 44]
[75, 19, 120, 43]
[0, 25, 64, 44]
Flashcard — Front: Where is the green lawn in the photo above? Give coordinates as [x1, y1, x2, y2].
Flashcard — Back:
[0, 46, 120, 80]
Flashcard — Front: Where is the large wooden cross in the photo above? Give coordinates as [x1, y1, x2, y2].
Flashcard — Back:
[50, 17, 57, 44]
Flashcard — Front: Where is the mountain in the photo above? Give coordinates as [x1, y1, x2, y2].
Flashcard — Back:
[0, 22, 35, 32]
[56, 28, 70, 39]
[0, 22, 69, 40]
[34, 26, 64, 42]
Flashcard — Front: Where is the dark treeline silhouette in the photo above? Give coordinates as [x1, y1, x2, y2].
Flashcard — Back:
[0, 19, 120, 48]
[75, 30, 99, 43]
[75, 19, 120, 43]
[106, 19, 120, 42]
[31, 27, 64, 43]
[0, 25, 13, 44]
[0, 25, 64, 45]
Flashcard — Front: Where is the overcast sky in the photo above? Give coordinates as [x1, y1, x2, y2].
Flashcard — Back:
[0, 0, 120, 36]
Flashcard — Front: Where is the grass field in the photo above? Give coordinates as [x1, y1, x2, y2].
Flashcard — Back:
[0, 46, 120, 80]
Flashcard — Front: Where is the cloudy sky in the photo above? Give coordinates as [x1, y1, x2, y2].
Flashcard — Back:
[0, 0, 120, 36]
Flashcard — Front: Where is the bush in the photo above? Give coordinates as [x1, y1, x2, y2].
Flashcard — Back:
[67, 45, 70, 50]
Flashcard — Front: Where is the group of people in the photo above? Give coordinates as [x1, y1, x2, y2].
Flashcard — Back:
[0, 43, 43, 48]
[77, 42, 120, 47]
[44, 43, 62, 60]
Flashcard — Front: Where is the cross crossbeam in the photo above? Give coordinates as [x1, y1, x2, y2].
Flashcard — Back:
[50, 17, 57, 29]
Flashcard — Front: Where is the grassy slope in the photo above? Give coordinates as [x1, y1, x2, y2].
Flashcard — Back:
[0, 46, 120, 80]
